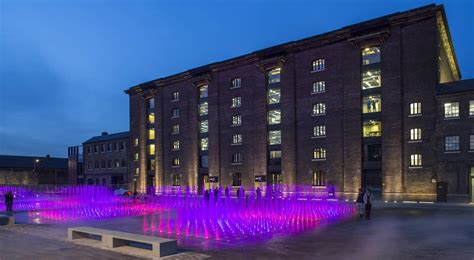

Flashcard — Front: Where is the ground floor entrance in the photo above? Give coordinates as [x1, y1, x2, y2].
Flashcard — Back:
[362, 169, 382, 197]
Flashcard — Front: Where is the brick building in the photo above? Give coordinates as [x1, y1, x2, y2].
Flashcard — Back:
[0, 155, 68, 185]
[82, 131, 130, 187]
[126, 4, 473, 202]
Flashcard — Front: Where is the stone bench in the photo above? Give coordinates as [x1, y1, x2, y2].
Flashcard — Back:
[68, 226, 177, 257]
[0, 214, 15, 226]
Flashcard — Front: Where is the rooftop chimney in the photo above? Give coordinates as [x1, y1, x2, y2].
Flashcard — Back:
[101, 132, 108, 136]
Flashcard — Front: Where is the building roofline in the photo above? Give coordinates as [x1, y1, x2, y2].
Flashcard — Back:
[125, 4, 460, 95]
[82, 131, 130, 144]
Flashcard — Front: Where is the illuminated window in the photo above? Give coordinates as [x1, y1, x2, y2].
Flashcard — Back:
[312, 59, 325, 72]
[115, 160, 119, 168]
[134, 138, 139, 147]
[362, 47, 381, 65]
[148, 98, 155, 110]
[232, 172, 242, 186]
[410, 128, 422, 141]
[313, 125, 326, 137]
[363, 120, 382, 137]
[267, 88, 281, 104]
[267, 68, 281, 84]
[172, 124, 180, 135]
[470, 135, 474, 150]
[312, 170, 325, 186]
[172, 91, 179, 101]
[172, 140, 180, 151]
[470, 101, 474, 116]
[410, 154, 422, 167]
[312, 81, 325, 93]
[269, 150, 281, 159]
[101, 160, 106, 168]
[444, 102, 459, 118]
[313, 148, 326, 160]
[148, 113, 155, 124]
[200, 138, 208, 151]
[199, 85, 208, 98]
[409, 102, 422, 115]
[199, 102, 208, 116]
[312, 103, 326, 116]
[231, 97, 241, 108]
[173, 174, 181, 186]
[172, 108, 180, 118]
[232, 153, 242, 164]
[108, 160, 112, 168]
[135, 167, 139, 175]
[200, 120, 208, 133]
[445, 136, 459, 151]
[268, 109, 281, 125]
[231, 78, 241, 88]
[172, 157, 180, 167]
[232, 114, 242, 126]
[134, 153, 138, 161]
[362, 69, 381, 90]
[149, 144, 155, 155]
[232, 134, 242, 145]
[362, 95, 381, 113]
[268, 130, 281, 145]
[148, 128, 155, 140]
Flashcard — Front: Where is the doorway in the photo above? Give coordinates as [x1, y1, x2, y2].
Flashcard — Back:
[436, 182, 448, 202]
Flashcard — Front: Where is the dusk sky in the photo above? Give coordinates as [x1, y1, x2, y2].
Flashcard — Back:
[1, 0, 473, 157]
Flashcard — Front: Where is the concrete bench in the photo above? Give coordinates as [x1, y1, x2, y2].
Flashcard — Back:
[0, 215, 15, 226]
[68, 227, 177, 257]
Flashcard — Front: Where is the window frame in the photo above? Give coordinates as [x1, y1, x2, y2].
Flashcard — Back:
[312, 148, 327, 160]
[444, 136, 460, 152]
[410, 154, 422, 167]
[312, 103, 326, 116]
[444, 102, 460, 119]
[312, 81, 326, 94]
[311, 59, 325, 72]
[231, 78, 241, 89]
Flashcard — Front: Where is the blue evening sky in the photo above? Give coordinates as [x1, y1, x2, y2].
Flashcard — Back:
[0, 0, 473, 157]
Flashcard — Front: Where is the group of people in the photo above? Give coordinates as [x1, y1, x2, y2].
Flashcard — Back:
[356, 188, 373, 220]
[3, 191, 14, 212]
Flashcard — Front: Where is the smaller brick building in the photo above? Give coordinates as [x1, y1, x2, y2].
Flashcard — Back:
[82, 131, 130, 187]
[0, 155, 68, 185]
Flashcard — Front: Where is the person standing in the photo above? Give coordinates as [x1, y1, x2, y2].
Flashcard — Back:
[363, 188, 373, 220]
[356, 188, 365, 219]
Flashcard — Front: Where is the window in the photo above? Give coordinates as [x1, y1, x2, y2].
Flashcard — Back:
[231, 97, 241, 108]
[148, 98, 155, 110]
[312, 170, 325, 186]
[410, 154, 422, 167]
[312, 59, 325, 72]
[268, 130, 281, 145]
[135, 167, 139, 175]
[114, 142, 119, 150]
[410, 128, 422, 141]
[87, 161, 92, 169]
[94, 161, 99, 169]
[172, 124, 180, 135]
[232, 172, 242, 186]
[101, 160, 106, 168]
[470, 135, 474, 150]
[232, 153, 242, 164]
[172, 140, 180, 151]
[312, 81, 325, 93]
[134, 153, 138, 161]
[200, 138, 208, 151]
[134, 138, 139, 147]
[94, 145, 99, 153]
[313, 125, 326, 137]
[313, 148, 327, 160]
[199, 85, 208, 98]
[200, 155, 209, 168]
[365, 144, 381, 161]
[172, 174, 181, 186]
[470, 101, 474, 116]
[232, 115, 242, 126]
[172, 157, 180, 167]
[232, 134, 242, 145]
[269, 150, 281, 159]
[101, 144, 105, 153]
[121, 142, 125, 150]
[108, 160, 112, 168]
[362, 95, 381, 113]
[267, 68, 281, 84]
[148, 159, 155, 171]
[410, 102, 422, 115]
[361, 69, 381, 90]
[444, 102, 459, 118]
[268, 109, 281, 125]
[148, 128, 155, 140]
[107, 143, 112, 152]
[115, 160, 120, 168]
[267, 88, 281, 104]
[87, 146, 92, 154]
[231, 78, 241, 88]
[362, 47, 381, 65]
[199, 102, 208, 116]
[172, 91, 179, 101]
[172, 108, 180, 118]
[312, 103, 326, 116]
[200, 120, 208, 133]
[121, 159, 126, 168]
[445, 136, 460, 151]
[149, 144, 155, 155]
[363, 120, 382, 137]
[148, 113, 155, 124]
